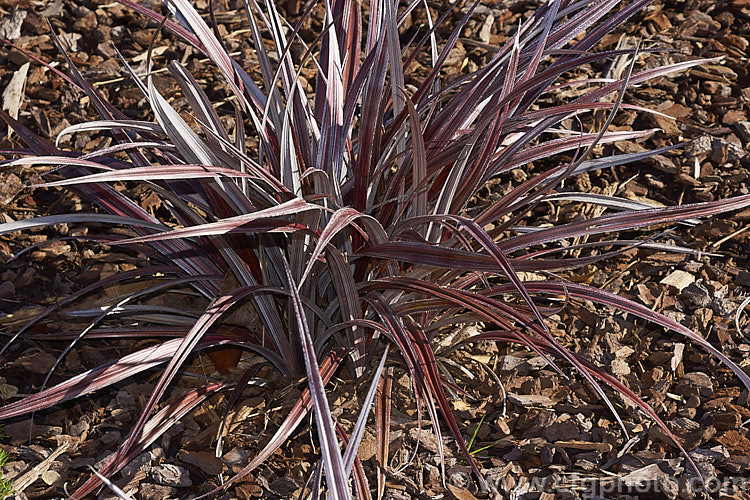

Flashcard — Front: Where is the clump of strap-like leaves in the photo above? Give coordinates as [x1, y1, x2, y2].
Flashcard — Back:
[1, 0, 749, 497]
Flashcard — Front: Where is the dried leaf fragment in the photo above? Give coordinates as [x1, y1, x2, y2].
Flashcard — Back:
[2, 61, 30, 136]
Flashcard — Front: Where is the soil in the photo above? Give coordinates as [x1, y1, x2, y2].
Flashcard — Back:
[2, 0, 750, 499]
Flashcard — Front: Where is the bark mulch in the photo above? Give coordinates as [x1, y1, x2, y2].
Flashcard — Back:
[2, 0, 750, 498]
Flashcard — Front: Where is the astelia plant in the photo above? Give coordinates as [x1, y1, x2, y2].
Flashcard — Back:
[1, 0, 749, 497]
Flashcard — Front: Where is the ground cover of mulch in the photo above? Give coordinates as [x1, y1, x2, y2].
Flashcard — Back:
[2, 0, 750, 498]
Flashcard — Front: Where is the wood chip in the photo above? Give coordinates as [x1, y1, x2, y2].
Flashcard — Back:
[149, 464, 192, 488]
[507, 393, 555, 407]
[675, 372, 714, 398]
[0, 383, 18, 400]
[717, 430, 750, 454]
[620, 463, 676, 489]
[447, 483, 481, 500]
[712, 412, 743, 430]
[13, 437, 77, 493]
[177, 450, 223, 475]
[0, 9, 27, 40]
[553, 440, 613, 452]
[670, 343, 685, 372]
[479, 14, 494, 44]
[660, 270, 695, 291]
[41, 469, 61, 486]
